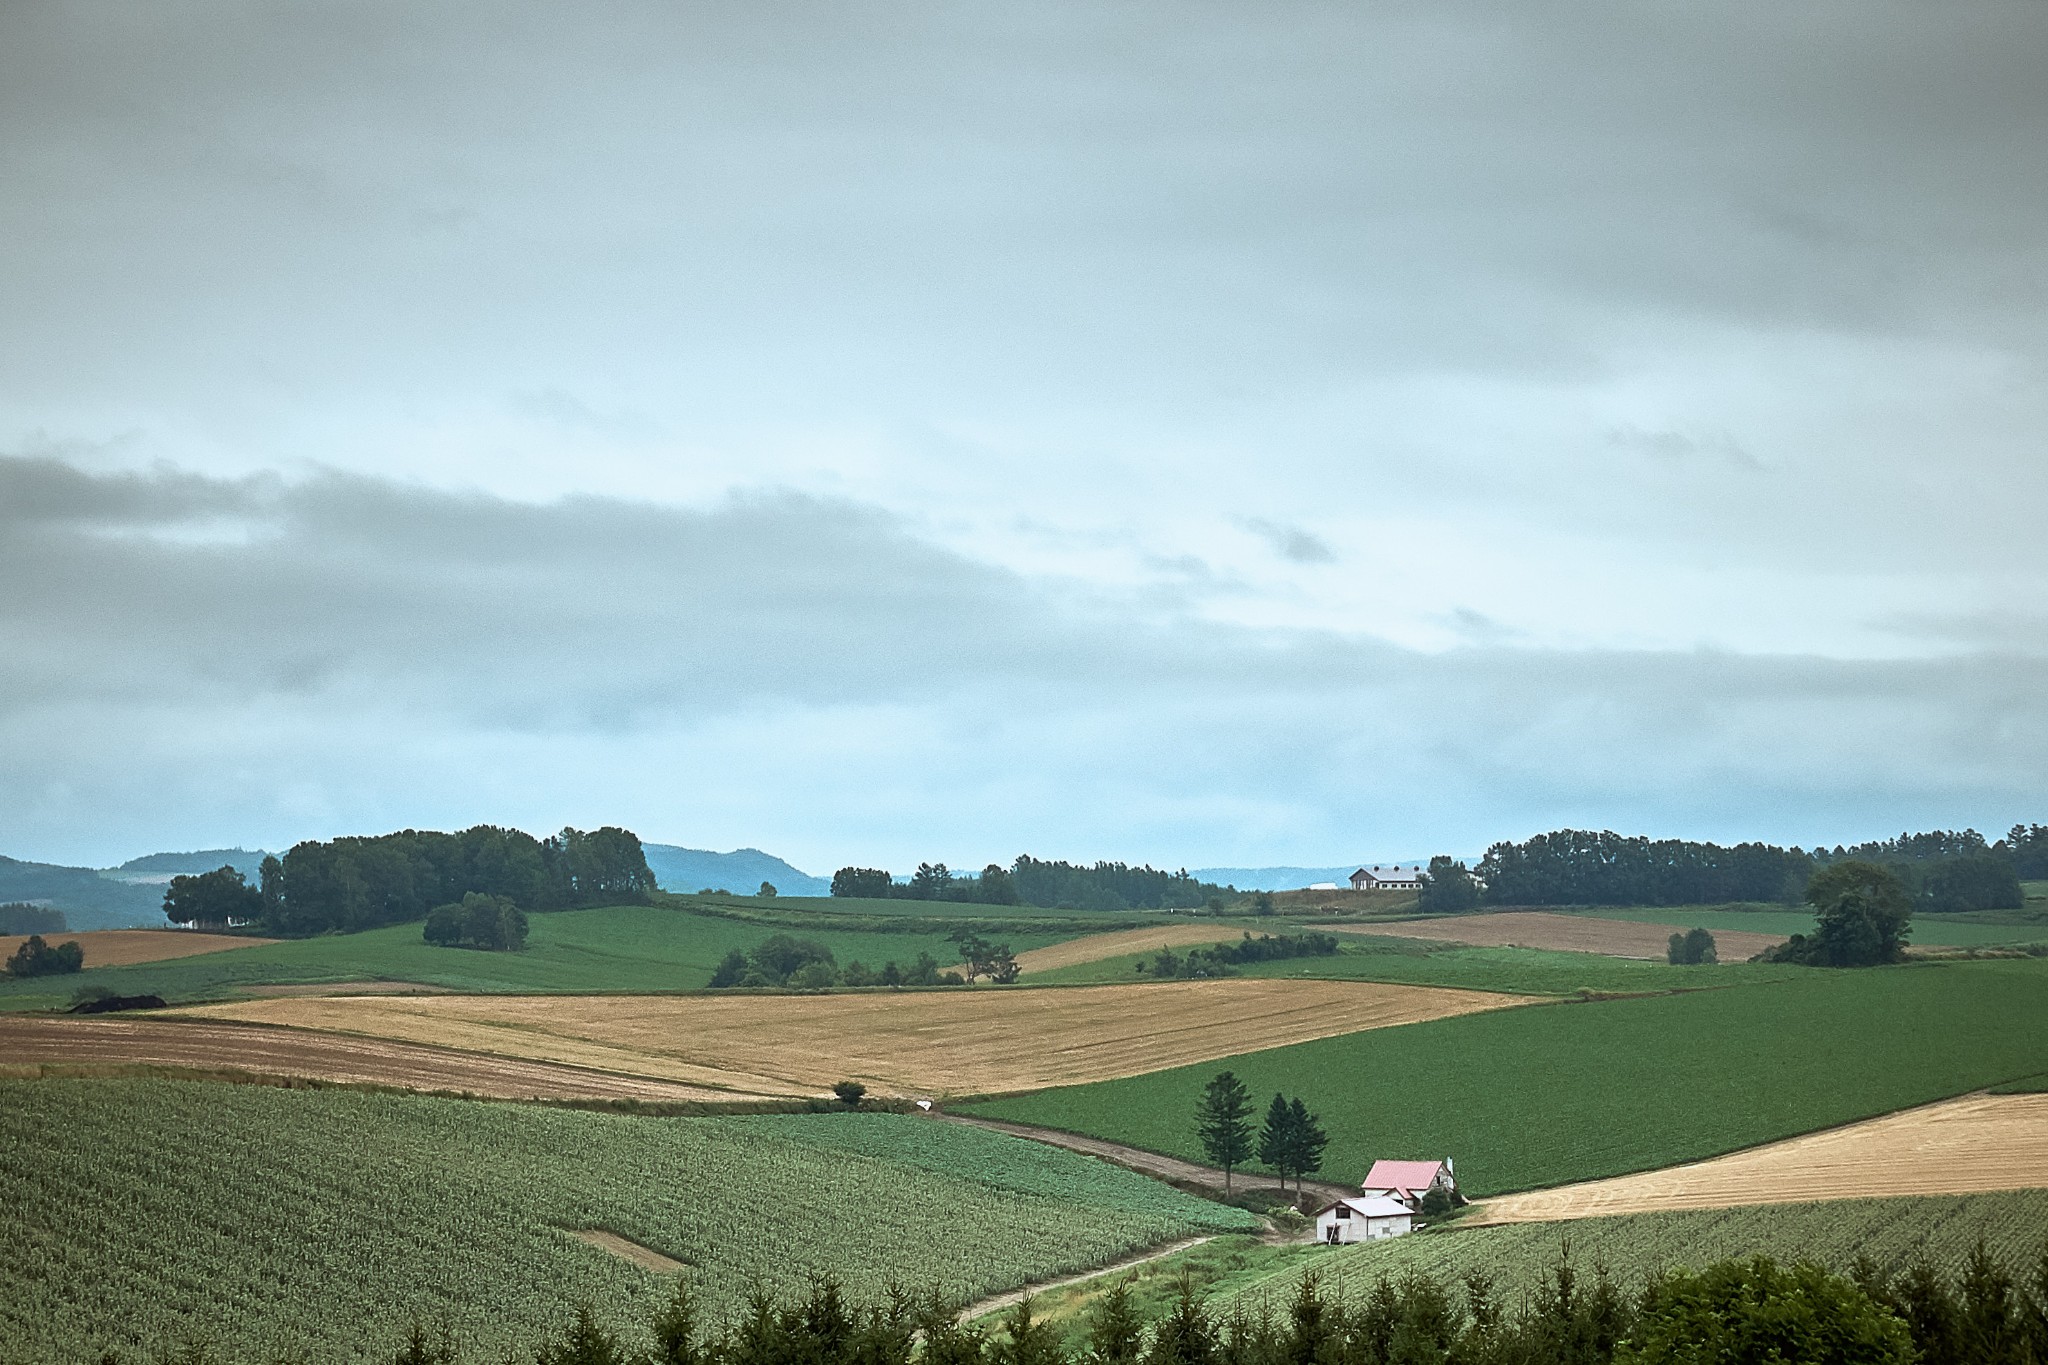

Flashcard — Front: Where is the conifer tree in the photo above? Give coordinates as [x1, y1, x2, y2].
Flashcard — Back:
[1194, 1071, 1254, 1193]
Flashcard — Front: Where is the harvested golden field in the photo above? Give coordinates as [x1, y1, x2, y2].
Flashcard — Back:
[1335, 911, 1785, 962]
[1014, 923, 1257, 972]
[0, 928, 274, 968]
[179, 979, 1528, 1098]
[1474, 1092, 2048, 1223]
[0, 1014, 748, 1103]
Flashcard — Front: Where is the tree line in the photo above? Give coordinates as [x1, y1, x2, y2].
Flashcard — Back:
[161, 826, 656, 937]
[236, 1234, 2048, 1365]
[706, 930, 1020, 990]
[832, 857, 1233, 911]
[1137, 932, 1339, 980]
[1415, 824, 2037, 914]
[0, 901, 66, 935]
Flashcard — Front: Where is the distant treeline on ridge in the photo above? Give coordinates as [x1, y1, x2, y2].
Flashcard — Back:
[831, 855, 1230, 910]
[1432, 824, 2044, 914]
[165, 826, 656, 937]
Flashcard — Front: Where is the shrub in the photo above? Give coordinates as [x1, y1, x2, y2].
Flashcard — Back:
[421, 893, 527, 951]
[1666, 927, 1717, 965]
[4, 934, 85, 977]
[1622, 1256, 1913, 1363]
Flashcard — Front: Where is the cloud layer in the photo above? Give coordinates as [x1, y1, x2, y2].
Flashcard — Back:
[2, 1, 2046, 863]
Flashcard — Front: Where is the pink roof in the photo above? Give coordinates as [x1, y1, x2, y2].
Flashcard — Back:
[1362, 1159, 1448, 1194]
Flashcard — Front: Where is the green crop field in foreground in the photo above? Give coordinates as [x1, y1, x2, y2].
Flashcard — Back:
[0, 903, 1083, 1009]
[0, 1077, 1253, 1365]
[1220, 1190, 2048, 1311]
[963, 958, 2048, 1197]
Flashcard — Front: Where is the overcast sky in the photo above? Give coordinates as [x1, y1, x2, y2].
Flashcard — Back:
[4, 0, 2047, 870]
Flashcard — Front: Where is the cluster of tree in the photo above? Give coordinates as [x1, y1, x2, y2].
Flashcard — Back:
[0, 902, 66, 935]
[706, 932, 1018, 989]
[422, 892, 529, 951]
[1664, 927, 1717, 965]
[1758, 860, 1914, 968]
[1464, 826, 2030, 914]
[830, 857, 1232, 912]
[1415, 858, 1480, 913]
[1138, 932, 1339, 980]
[165, 826, 656, 937]
[1193, 1071, 1328, 1194]
[830, 863, 1023, 904]
[3, 933, 84, 977]
[368, 1236, 2047, 1365]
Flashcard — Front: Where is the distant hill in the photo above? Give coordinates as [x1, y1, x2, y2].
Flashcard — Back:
[1190, 865, 1368, 891]
[104, 849, 274, 884]
[641, 845, 829, 897]
[0, 856, 166, 930]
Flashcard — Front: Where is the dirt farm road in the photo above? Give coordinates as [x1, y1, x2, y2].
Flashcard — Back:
[940, 1113, 1354, 1207]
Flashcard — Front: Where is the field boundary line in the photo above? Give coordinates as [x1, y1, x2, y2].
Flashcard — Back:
[956, 1236, 1215, 1324]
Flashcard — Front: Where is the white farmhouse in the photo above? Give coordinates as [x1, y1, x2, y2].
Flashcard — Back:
[1313, 1195, 1414, 1244]
[1349, 865, 1425, 892]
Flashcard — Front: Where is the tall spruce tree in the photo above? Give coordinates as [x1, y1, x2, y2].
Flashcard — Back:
[1286, 1097, 1329, 1185]
[1257, 1093, 1294, 1192]
[1194, 1071, 1254, 1193]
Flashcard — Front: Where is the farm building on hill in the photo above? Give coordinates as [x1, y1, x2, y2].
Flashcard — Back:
[1361, 1158, 1457, 1209]
[1313, 1195, 1414, 1244]
[1349, 865, 1425, 891]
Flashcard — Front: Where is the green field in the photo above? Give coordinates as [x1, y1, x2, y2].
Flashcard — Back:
[0, 903, 1085, 1010]
[1555, 904, 2048, 947]
[1028, 938, 1808, 995]
[0, 1077, 1255, 1364]
[963, 958, 2048, 1197]
[696, 893, 1152, 923]
[1219, 1190, 2048, 1310]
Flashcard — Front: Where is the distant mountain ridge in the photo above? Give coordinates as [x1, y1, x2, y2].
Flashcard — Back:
[0, 855, 167, 930]
[640, 845, 829, 896]
[104, 849, 274, 884]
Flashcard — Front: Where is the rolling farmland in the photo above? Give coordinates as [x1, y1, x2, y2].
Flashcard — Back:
[1473, 1091, 2048, 1222]
[1332, 911, 1787, 961]
[1222, 1190, 2048, 1308]
[0, 928, 274, 968]
[1011, 922, 1263, 973]
[175, 978, 1529, 1097]
[963, 959, 2048, 1196]
[0, 1077, 1255, 1365]
[0, 903, 1082, 1009]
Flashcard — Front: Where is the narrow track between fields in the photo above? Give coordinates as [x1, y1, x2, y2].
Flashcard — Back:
[955, 1236, 1216, 1324]
[940, 1113, 1354, 1206]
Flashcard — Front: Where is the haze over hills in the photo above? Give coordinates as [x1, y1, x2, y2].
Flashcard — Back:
[639, 845, 829, 896]
[1191, 864, 1434, 891]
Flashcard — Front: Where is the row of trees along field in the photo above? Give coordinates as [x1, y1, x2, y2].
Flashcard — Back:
[707, 931, 1020, 988]
[830, 856, 1232, 910]
[161, 825, 655, 936]
[376, 1243, 2048, 1365]
[1415, 823, 2042, 913]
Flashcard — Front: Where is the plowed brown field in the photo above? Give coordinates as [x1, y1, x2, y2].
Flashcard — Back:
[179, 979, 1528, 1097]
[1473, 1093, 2048, 1223]
[1014, 924, 1257, 972]
[1335, 912, 1785, 961]
[0, 929, 274, 968]
[0, 1014, 755, 1102]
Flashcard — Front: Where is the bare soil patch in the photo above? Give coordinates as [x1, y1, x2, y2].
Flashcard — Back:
[1015, 924, 1259, 973]
[1472, 1093, 2048, 1223]
[1335, 912, 1785, 962]
[178, 979, 1528, 1098]
[0, 1014, 756, 1103]
[0, 929, 275, 969]
[572, 1229, 685, 1273]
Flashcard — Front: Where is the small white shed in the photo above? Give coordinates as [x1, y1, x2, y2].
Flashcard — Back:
[1313, 1195, 1414, 1245]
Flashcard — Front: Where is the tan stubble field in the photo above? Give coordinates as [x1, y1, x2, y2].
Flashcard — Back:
[1472, 1091, 2048, 1223]
[178, 978, 1530, 1097]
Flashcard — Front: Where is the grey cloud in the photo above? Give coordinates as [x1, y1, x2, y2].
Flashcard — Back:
[1241, 518, 1336, 565]
[1607, 427, 1764, 473]
[4, 456, 2047, 865]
